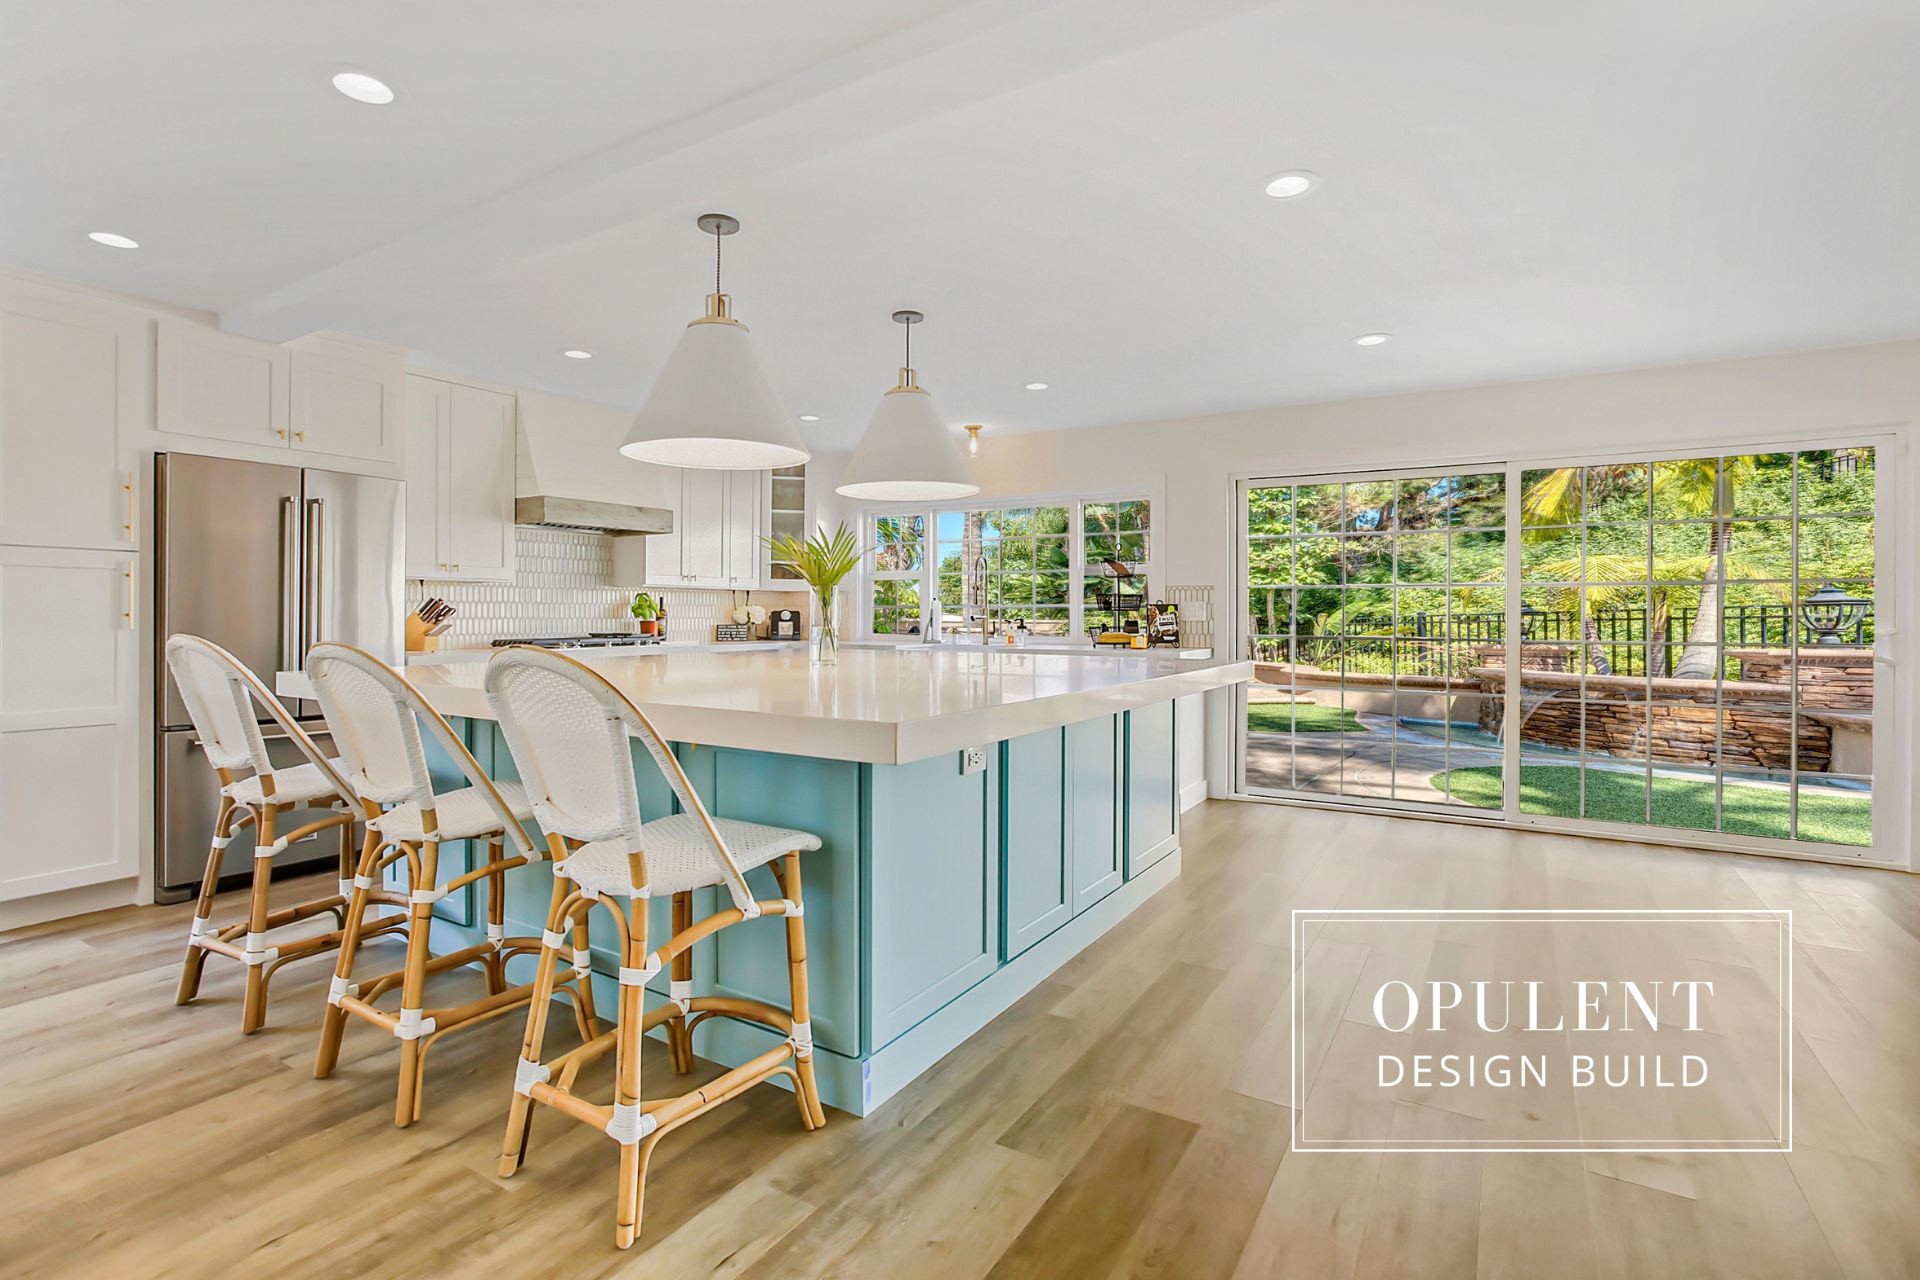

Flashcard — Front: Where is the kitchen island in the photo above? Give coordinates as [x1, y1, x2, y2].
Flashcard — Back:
[279, 647, 1249, 1115]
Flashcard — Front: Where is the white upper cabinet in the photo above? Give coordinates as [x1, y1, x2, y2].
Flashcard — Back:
[157, 322, 402, 466]
[156, 320, 289, 449]
[680, 467, 728, 586]
[640, 466, 764, 588]
[0, 294, 141, 551]
[726, 468, 763, 589]
[762, 463, 808, 590]
[404, 374, 515, 581]
[445, 384, 516, 579]
[288, 344, 403, 463]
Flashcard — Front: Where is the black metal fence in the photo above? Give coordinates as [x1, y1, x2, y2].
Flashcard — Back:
[1250, 603, 1873, 679]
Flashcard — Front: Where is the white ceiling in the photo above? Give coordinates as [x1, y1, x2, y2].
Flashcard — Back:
[6, 0, 1919, 449]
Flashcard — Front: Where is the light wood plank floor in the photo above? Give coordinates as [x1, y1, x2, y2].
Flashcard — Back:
[4, 801, 1918, 1278]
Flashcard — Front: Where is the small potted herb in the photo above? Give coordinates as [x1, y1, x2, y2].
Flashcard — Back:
[629, 591, 660, 636]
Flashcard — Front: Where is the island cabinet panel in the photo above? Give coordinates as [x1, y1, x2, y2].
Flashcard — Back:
[1126, 700, 1179, 876]
[1002, 728, 1070, 959]
[865, 749, 1000, 1051]
[1067, 713, 1123, 913]
[692, 747, 863, 1059]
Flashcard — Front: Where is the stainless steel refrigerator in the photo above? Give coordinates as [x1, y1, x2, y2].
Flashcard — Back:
[155, 454, 404, 900]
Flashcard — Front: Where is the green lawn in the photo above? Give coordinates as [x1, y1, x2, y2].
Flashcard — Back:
[1436, 764, 1872, 847]
[1246, 702, 1363, 734]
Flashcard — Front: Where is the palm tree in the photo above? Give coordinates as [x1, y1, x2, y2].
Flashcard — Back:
[1521, 459, 1756, 679]
[1522, 554, 1778, 677]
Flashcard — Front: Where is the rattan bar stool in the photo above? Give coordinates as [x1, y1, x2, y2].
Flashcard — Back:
[304, 642, 598, 1127]
[483, 646, 826, 1250]
[165, 635, 401, 1033]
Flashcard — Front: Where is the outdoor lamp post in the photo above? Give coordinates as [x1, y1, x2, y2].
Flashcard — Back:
[1519, 602, 1544, 641]
[1798, 582, 1869, 646]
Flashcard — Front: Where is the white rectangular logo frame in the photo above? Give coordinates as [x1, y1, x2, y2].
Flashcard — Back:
[1289, 908, 1793, 1154]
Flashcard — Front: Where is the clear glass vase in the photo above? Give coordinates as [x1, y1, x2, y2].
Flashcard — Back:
[810, 590, 838, 665]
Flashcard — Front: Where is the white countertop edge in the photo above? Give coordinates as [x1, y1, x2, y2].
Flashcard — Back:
[278, 657, 1249, 766]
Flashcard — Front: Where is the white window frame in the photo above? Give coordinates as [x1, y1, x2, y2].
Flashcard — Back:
[857, 490, 1156, 641]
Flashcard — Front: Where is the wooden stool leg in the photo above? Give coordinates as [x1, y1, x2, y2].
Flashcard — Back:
[668, 891, 694, 1073]
[483, 837, 507, 996]
[571, 899, 598, 1038]
[500, 878, 573, 1177]
[393, 837, 440, 1128]
[176, 799, 237, 1005]
[316, 825, 383, 1079]
[613, 1133, 660, 1251]
[611, 913, 653, 1250]
[239, 805, 279, 1034]
[781, 851, 827, 1130]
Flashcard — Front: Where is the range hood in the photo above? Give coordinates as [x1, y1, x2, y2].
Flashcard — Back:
[514, 494, 671, 534]
[514, 389, 672, 534]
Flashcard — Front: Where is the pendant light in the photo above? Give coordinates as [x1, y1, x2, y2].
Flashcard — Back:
[620, 213, 810, 469]
[835, 310, 979, 501]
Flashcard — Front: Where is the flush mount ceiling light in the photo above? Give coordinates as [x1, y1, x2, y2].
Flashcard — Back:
[331, 71, 396, 105]
[965, 424, 984, 457]
[836, 310, 979, 502]
[1264, 170, 1318, 199]
[563, 349, 592, 360]
[1353, 332, 1393, 346]
[620, 213, 810, 470]
[799, 414, 820, 422]
[87, 231, 139, 249]
[1024, 382, 1048, 391]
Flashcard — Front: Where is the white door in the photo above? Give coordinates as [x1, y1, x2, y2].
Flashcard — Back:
[725, 469, 763, 588]
[0, 295, 140, 551]
[0, 546, 139, 900]
[444, 385, 516, 581]
[680, 467, 727, 585]
[402, 375, 447, 577]
[156, 321, 289, 449]
[290, 348, 401, 462]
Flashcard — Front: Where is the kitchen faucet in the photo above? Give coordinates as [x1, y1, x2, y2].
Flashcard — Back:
[965, 552, 991, 644]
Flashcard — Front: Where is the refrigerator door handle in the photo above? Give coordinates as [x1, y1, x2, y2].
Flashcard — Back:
[304, 496, 327, 655]
[279, 497, 300, 672]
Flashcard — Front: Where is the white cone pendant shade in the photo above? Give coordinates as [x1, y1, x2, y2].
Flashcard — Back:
[836, 373, 979, 501]
[836, 310, 978, 501]
[620, 214, 810, 470]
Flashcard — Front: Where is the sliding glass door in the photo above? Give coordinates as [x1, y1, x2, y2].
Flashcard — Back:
[1237, 444, 1887, 858]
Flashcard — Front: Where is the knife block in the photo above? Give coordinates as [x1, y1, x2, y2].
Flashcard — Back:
[405, 614, 441, 653]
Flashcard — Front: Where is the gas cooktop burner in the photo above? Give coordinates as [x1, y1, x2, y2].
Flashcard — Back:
[490, 633, 665, 650]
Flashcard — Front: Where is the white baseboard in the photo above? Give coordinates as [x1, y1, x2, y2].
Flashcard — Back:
[0, 877, 141, 933]
[1180, 778, 1208, 812]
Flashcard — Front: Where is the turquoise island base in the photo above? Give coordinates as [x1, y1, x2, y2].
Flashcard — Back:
[411, 700, 1185, 1116]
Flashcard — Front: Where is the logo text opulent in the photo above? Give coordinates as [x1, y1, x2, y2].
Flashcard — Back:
[1289, 909, 1791, 1153]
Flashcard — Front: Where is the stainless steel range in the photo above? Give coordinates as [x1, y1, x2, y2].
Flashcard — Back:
[489, 633, 665, 650]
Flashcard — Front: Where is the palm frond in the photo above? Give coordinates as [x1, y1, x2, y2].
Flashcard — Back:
[764, 522, 866, 596]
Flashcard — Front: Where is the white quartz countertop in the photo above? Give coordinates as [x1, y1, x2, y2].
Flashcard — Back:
[279, 647, 1250, 765]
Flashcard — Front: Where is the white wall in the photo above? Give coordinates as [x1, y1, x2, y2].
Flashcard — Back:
[959, 339, 1920, 862]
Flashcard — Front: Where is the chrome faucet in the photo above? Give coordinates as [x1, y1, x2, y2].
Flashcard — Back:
[965, 552, 991, 645]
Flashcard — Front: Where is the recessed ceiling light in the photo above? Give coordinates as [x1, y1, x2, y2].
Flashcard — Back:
[799, 414, 820, 422]
[88, 231, 139, 249]
[1264, 170, 1318, 199]
[331, 71, 396, 105]
[563, 349, 592, 360]
[1353, 332, 1392, 346]
[1024, 382, 1048, 391]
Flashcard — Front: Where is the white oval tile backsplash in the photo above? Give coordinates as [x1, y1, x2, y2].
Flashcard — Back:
[408, 526, 801, 646]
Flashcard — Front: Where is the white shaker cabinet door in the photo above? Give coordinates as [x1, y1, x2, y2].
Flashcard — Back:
[156, 320, 289, 449]
[0, 296, 141, 551]
[402, 374, 448, 577]
[0, 546, 139, 901]
[679, 467, 728, 586]
[444, 384, 516, 582]
[725, 469, 763, 589]
[290, 347, 403, 463]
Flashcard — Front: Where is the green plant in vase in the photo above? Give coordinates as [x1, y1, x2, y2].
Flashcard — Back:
[764, 523, 864, 664]
[629, 591, 659, 636]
